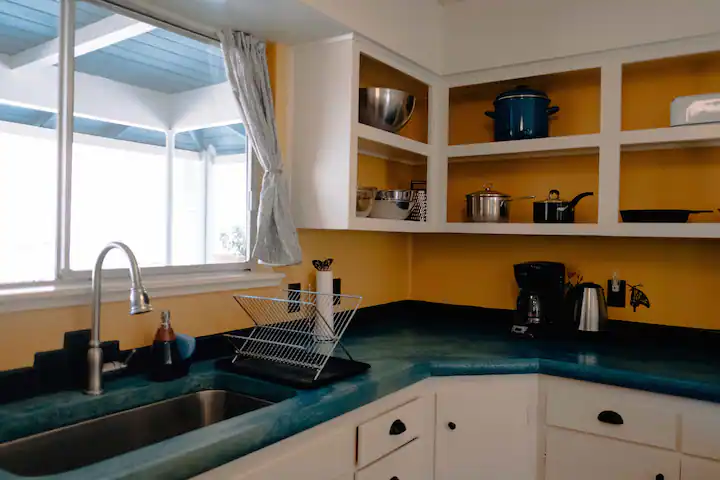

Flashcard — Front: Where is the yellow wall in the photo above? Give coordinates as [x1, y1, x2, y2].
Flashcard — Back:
[411, 234, 720, 329]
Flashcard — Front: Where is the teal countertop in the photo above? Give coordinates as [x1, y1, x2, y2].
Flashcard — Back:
[2, 310, 720, 479]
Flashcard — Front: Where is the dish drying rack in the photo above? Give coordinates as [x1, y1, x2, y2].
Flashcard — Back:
[217, 289, 370, 389]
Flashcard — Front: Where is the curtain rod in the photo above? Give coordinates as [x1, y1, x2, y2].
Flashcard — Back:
[86, 0, 220, 46]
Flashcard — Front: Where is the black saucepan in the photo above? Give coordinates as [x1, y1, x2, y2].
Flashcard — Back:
[533, 190, 594, 223]
[620, 209, 714, 223]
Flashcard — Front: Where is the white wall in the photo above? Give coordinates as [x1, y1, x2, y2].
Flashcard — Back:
[443, 0, 720, 74]
[301, 0, 445, 74]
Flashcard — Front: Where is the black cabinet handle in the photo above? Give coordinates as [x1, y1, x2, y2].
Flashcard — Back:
[597, 410, 624, 425]
[391, 477, 399, 480]
[389, 419, 406, 436]
[656, 475, 664, 480]
[448, 422, 457, 430]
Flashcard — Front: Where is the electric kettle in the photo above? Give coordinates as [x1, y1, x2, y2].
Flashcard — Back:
[568, 283, 608, 332]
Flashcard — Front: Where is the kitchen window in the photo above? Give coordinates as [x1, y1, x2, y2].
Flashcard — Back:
[0, 0, 274, 307]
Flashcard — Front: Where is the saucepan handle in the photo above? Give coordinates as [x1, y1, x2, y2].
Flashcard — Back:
[547, 106, 560, 116]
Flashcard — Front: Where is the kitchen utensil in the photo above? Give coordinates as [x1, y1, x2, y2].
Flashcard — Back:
[620, 209, 714, 223]
[465, 184, 534, 223]
[484, 85, 560, 141]
[671, 93, 720, 126]
[222, 290, 369, 389]
[533, 190, 594, 223]
[511, 262, 566, 338]
[356, 187, 376, 217]
[567, 283, 608, 332]
[370, 189, 417, 220]
[409, 181, 427, 222]
[359, 87, 416, 133]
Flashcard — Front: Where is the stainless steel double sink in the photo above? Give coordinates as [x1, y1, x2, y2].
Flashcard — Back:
[0, 390, 273, 477]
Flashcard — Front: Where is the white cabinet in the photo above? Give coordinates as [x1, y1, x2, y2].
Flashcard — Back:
[435, 375, 540, 480]
[193, 424, 355, 480]
[356, 438, 432, 480]
[545, 428, 680, 480]
[681, 456, 720, 480]
[290, 34, 445, 233]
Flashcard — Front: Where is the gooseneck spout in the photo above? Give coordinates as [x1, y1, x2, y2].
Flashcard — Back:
[87, 242, 152, 395]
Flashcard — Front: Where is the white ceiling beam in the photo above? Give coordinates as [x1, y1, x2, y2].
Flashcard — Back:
[8, 15, 156, 72]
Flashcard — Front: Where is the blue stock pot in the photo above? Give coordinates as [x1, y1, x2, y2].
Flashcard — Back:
[484, 86, 560, 141]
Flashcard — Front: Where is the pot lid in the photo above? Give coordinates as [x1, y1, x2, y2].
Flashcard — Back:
[467, 184, 510, 198]
[496, 85, 549, 102]
[538, 189, 565, 203]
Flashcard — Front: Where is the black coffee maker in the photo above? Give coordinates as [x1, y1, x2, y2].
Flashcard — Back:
[511, 261, 566, 338]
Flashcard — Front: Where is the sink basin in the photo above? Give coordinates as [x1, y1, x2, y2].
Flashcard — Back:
[0, 390, 273, 477]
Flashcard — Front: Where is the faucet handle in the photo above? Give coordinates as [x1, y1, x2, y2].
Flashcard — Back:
[102, 348, 137, 374]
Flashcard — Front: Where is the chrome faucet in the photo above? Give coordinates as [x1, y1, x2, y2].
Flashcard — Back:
[86, 242, 153, 395]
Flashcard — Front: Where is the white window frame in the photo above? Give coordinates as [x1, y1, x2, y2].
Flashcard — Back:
[0, 0, 282, 312]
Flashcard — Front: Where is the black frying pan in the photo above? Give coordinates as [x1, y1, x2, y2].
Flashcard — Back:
[620, 209, 714, 223]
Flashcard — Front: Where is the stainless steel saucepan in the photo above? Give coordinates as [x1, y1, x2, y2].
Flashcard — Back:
[466, 185, 534, 223]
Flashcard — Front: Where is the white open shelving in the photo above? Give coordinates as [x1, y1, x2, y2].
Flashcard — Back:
[621, 123, 720, 151]
[291, 31, 720, 239]
[445, 223, 601, 236]
[356, 122, 430, 158]
[448, 133, 601, 161]
[350, 217, 433, 233]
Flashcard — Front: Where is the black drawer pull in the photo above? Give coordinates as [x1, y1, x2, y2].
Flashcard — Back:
[656, 475, 664, 480]
[389, 419, 407, 436]
[597, 410, 624, 425]
[448, 422, 457, 430]
[391, 477, 399, 480]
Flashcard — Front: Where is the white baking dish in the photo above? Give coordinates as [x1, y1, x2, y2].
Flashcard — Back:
[671, 93, 720, 126]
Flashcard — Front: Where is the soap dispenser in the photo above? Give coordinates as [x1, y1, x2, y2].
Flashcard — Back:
[149, 310, 189, 382]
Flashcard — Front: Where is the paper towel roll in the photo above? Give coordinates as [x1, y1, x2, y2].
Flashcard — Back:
[315, 270, 334, 343]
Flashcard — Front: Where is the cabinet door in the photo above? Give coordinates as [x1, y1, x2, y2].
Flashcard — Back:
[546, 428, 679, 480]
[193, 425, 354, 480]
[356, 438, 432, 480]
[435, 375, 539, 480]
[681, 456, 720, 480]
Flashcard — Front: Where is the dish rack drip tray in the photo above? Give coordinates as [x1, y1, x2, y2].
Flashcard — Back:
[218, 290, 370, 389]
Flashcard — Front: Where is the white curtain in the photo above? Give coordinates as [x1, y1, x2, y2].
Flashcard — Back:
[218, 29, 302, 266]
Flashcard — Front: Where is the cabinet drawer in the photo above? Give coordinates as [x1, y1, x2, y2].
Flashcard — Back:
[356, 438, 431, 480]
[546, 379, 677, 449]
[681, 400, 720, 460]
[681, 456, 720, 480]
[357, 397, 429, 468]
[546, 428, 679, 480]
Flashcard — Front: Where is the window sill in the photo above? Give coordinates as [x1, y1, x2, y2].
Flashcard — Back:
[0, 270, 286, 314]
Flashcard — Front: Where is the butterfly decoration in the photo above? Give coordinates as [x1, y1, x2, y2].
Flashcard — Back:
[629, 284, 650, 312]
[312, 258, 334, 271]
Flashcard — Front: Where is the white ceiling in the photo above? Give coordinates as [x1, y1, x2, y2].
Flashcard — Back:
[118, 0, 350, 44]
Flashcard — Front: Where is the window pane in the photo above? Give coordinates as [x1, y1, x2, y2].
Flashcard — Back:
[0, 127, 57, 283]
[0, 0, 60, 284]
[171, 152, 205, 266]
[72, 0, 248, 270]
[69, 138, 167, 270]
[209, 155, 249, 263]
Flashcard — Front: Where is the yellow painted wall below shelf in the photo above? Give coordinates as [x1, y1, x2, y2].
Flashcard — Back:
[449, 68, 600, 145]
[622, 51, 720, 131]
[620, 147, 720, 222]
[411, 234, 720, 329]
[447, 154, 599, 223]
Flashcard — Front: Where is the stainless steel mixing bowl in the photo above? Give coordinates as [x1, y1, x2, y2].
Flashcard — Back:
[359, 87, 416, 133]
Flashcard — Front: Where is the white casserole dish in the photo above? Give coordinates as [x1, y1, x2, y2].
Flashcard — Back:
[671, 93, 720, 126]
